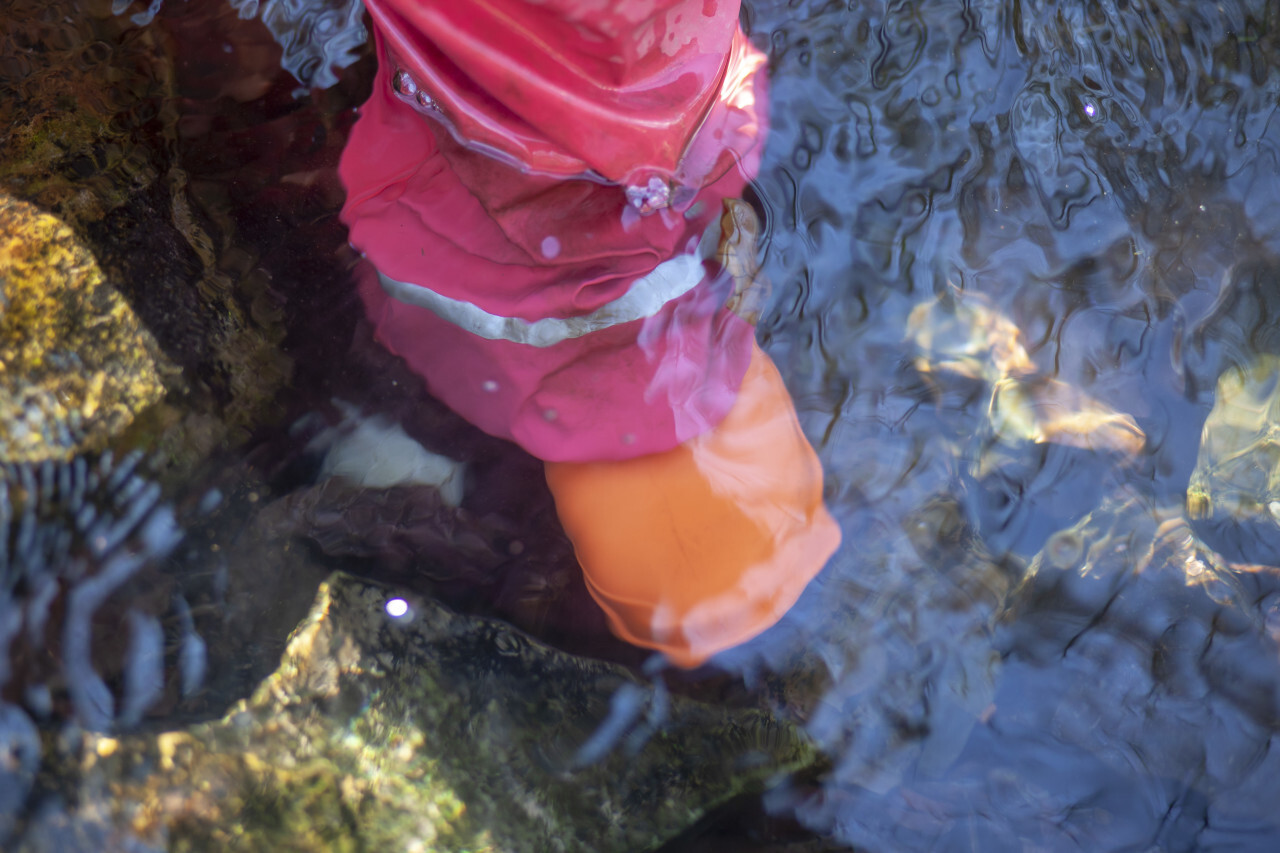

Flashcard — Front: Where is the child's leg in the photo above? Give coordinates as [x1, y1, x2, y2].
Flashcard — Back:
[340, 0, 840, 665]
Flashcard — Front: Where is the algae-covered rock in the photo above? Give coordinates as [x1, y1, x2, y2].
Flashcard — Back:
[0, 0, 172, 228]
[1187, 355, 1280, 565]
[0, 0, 296, 473]
[0, 194, 167, 462]
[17, 573, 816, 853]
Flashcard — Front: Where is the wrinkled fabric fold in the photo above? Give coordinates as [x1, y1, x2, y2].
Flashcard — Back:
[337, 1, 841, 666]
[366, 0, 762, 184]
[339, 17, 769, 461]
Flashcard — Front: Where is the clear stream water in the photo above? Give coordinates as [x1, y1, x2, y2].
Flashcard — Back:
[734, 0, 1280, 849]
[9, 0, 1280, 850]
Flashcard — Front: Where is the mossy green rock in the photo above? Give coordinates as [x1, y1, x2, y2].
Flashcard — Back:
[0, 0, 295, 473]
[0, 193, 167, 461]
[24, 574, 815, 852]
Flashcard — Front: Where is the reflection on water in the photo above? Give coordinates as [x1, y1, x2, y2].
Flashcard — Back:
[3, 0, 1280, 849]
[119, 0, 365, 89]
[737, 0, 1280, 848]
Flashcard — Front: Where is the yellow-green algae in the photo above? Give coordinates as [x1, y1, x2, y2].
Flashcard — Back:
[1188, 355, 1280, 525]
[0, 0, 295, 475]
[0, 193, 167, 462]
[0, 0, 168, 228]
[33, 574, 816, 853]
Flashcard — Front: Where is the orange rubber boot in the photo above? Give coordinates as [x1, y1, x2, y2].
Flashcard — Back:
[544, 341, 841, 667]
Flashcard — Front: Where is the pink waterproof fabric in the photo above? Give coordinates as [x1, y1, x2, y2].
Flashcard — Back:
[339, 1, 769, 462]
[354, 260, 755, 462]
[365, 0, 761, 184]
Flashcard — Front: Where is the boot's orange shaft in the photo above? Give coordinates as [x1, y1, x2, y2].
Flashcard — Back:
[545, 341, 841, 667]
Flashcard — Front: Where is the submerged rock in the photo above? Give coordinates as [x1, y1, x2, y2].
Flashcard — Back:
[1188, 355, 1280, 565]
[0, 0, 298, 474]
[1008, 488, 1267, 647]
[0, 194, 168, 462]
[0, 0, 172, 227]
[997, 486, 1280, 825]
[16, 573, 816, 853]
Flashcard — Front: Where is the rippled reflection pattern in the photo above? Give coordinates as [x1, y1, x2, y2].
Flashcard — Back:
[117, 0, 366, 87]
[722, 0, 1280, 849]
